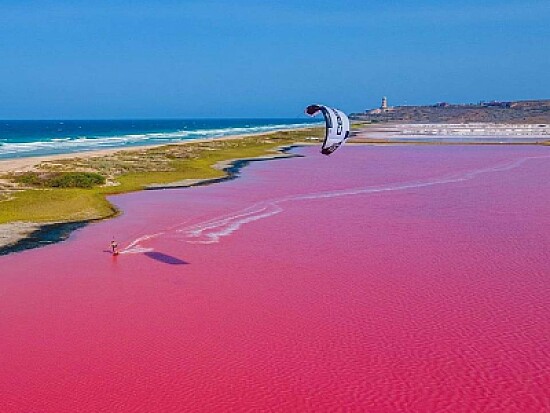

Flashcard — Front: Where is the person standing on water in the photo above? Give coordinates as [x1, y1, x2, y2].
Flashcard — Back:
[111, 239, 119, 255]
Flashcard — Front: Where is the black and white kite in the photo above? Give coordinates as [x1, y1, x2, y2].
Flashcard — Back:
[305, 104, 350, 155]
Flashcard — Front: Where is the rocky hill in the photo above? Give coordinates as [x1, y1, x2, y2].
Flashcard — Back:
[350, 100, 550, 124]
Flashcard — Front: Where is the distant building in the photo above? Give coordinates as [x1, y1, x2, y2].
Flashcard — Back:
[484, 101, 512, 108]
[366, 96, 393, 115]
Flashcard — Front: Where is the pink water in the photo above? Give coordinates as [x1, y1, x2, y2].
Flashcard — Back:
[1, 146, 549, 412]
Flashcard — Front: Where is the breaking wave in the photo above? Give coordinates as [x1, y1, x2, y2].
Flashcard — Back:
[0, 122, 319, 158]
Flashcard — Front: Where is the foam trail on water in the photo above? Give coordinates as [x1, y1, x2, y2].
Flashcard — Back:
[122, 155, 549, 250]
[183, 203, 283, 244]
[120, 232, 162, 254]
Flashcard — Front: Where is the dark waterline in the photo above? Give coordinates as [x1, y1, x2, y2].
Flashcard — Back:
[0, 147, 301, 257]
[0, 221, 90, 256]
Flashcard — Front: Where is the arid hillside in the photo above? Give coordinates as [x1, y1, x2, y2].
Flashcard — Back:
[351, 100, 550, 124]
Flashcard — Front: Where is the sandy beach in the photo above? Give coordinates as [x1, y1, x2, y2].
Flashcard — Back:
[3, 123, 548, 175]
[0, 130, 306, 174]
[1, 144, 549, 411]
[4, 122, 547, 174]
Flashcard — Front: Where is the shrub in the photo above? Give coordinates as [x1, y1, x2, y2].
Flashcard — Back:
[13, 172, 106, 189]
[48, 172, 105, 188]
[13, 172, 44, 186]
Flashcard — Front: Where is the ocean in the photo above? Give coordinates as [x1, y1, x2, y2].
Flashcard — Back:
[0, 118, 319, 160]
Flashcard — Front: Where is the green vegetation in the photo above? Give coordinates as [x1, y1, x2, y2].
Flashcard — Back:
[351, 121, 370, 130]
[0, 189, 116, 223]
[0, 128, 322, 224]
[12, 172, 105, 188]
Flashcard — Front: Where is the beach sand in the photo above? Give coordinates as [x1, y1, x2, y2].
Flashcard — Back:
[0, 131, 297, 174]
[1, 145, 549, 412]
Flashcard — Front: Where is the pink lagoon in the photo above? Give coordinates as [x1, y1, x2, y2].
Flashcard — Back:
[1, 145, 549, 412]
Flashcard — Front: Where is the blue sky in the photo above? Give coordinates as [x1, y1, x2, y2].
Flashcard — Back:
[0, 0, 548, 118]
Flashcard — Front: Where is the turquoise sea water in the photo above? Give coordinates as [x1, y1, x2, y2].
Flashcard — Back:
[0, 119, 319, 160]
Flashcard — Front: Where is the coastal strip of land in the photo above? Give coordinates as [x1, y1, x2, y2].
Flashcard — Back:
[1, 123, 549, 252]
[0, 128, 324, 250]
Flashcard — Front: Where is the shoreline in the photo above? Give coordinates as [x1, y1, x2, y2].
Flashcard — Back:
[0, 130, 311, 174]
[0, 120, 324, 170]
[0, 126, 324, 248]
[2, 123, 548, 174]
[0, 144, 302, 255]
[1, 124, 549, 254]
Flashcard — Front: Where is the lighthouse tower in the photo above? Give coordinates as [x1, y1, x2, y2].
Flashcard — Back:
[381, 96, 388, 110]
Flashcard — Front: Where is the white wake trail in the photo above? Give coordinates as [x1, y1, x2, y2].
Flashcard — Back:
[121, 155, 549, 251]
[120, 232, 163, 254]
[182, 203, 283, 244]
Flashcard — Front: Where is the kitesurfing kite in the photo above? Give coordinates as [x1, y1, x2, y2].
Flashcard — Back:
[305, 104, 350, 155]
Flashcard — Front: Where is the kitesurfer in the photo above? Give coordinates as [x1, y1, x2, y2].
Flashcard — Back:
[111, 239, 119, 256]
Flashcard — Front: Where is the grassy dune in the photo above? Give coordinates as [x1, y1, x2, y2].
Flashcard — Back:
[0, 129, 322, 224]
